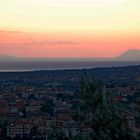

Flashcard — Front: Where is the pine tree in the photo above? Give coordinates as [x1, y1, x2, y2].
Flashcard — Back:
[76, 76, 136, 140]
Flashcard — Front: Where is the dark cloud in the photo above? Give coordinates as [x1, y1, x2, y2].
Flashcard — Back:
[0, 30, 22, 34]
[0, 44, 28, 50]
[0, 40, 78, 47]
[25, 40, 78, 46]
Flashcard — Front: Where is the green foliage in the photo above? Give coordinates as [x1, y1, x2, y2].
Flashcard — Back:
[76, 76, 136, 140]
[40, 100, 54, 115]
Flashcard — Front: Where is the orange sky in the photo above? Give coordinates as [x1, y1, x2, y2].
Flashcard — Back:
[0, 0, 140, 58]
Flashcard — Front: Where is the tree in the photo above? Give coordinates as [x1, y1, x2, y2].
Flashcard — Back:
[75, 76, 136, 140]
[40, 100, 54, 115]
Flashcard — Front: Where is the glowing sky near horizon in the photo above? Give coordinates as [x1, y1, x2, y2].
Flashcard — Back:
[0, 0, 140, 58]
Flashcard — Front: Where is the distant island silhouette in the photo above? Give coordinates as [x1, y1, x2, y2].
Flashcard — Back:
[115, 49, 140, 61]
[0, 49, 140, 62]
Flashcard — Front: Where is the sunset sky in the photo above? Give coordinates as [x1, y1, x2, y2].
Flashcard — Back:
[0, 0, 140, 58]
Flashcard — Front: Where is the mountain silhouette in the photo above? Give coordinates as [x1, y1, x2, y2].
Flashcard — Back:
[0, 55, 16, 61]
[116, 49, 140, 61]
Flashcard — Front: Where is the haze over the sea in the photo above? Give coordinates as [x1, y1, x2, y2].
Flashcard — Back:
[0, 61, 140, 72]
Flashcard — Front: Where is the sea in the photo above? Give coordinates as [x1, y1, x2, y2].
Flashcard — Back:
[0, 61, 140, 72]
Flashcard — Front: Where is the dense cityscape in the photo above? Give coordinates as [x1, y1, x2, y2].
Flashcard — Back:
[0, 65, 139, 139]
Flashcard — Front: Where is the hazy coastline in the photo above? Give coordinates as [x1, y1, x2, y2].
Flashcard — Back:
[0, 61, 140, 72]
